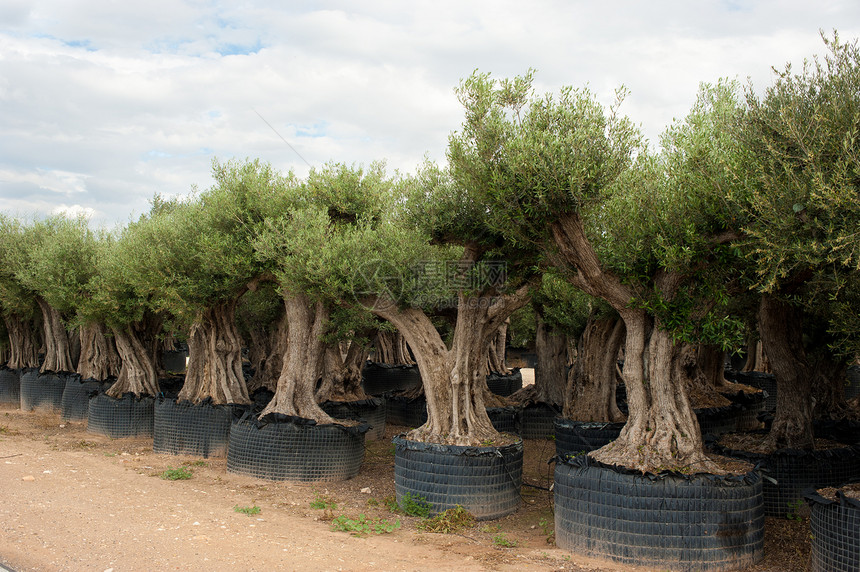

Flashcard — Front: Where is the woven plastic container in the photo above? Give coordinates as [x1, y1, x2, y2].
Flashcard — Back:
[555, 455, 764, 571]
[227, 413, 368, 482]
[87, 393, 155, 438]
[153, 398, 234, 457]
[806, 489, 860, 572]
[393, 435, 523, 520]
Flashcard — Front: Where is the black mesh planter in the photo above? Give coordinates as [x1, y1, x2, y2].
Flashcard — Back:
[87, 393, 155, 438]
[696, 403, 743, 438]
[20, 370, 67, 412]
[486, 369, 523, 397]
[714, 438, 860, 518]
[805, 489, 860, 572]
[227, 413, 368, 482]
[61, 375, 105, 421]
[384, 393, 428, 427]
[520, 402, 561, 439]
[0, 367, 20, 405]
[554, 454, 764, 572]
[726, 390, 766, 431]
[487, 406, 521, 435]
[393, 435, 523, 520]
[554, 418, 624, 457]
[153, 398, 235, 457]
[733, 372, 777, 411]
[361, 362, 422, 396]
[321, 398, 386, 440]
[161, 349, 188, 373]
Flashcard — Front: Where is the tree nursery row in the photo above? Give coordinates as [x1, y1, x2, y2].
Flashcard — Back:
[1, 33, 860, 572]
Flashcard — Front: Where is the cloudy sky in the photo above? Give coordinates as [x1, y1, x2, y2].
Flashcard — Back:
[1, 1, 858, 227]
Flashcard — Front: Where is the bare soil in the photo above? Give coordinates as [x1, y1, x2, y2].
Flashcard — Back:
[0, 402, 811, 572]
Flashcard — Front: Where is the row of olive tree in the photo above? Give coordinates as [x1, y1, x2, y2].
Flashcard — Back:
[1, 34, 858, 472]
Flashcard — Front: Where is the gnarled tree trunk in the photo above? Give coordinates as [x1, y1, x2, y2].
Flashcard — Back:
[77, 322, 121, 381]
[812, 359, 857, 421]
[564, 315, 626, 421]
[316, 338, 372, 402]
[36, 297, 74, 373]
[374, 330, 415, 365]
[758, 295, 814, 450]
[246, 312, 288, 393]
[259, 293, 333, 423]
[742, 338, 771, 373]
[4, 314, 40, 369]
[371, 284, 530, 446]
[107, 324, 159, 397]
[552, 213, 714, 473]
[486, 319, 509, 374]
[179, 299, 250, 406]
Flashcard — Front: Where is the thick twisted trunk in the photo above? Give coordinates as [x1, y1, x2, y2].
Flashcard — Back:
[259, 294, 332, 422]
[107, 325, 159, 397]
[371, 285, 530, 446]
[76, 322, 121, 381]
[246, 312, 288, 393]
[530, 315, 568, 406]
[552, 213, 714, 472]
[316, 339, 372, 402]
[36, 297, 73, 373]
[742, 338, 771, 373]
[564, 315, 626, 421]
[812, 359, 857, 421]
[4, 314, 39, 369]
[374, 330, 414, 365]
[486, 320, 509, 374]
[179, 300, 250, 405]
[758, 295, 814, 450]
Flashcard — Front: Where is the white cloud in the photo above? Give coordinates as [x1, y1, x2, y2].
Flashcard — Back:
[0, 1, 858, 225]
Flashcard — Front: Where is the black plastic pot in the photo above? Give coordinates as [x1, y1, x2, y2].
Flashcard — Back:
[20, 369, 66, 412]
[733, 372, 777, 411]
[696, 403, 743, 437]
[321, 397, 386, 440]
[554, 454, 764, 571]
[520, 402, 561, 439]
[486, 406, 521, 435]
[153, 398, 234, 457]
[726, 390, 766, 431]
[393, 435, 523, 520]
[554, 418, 624, 457]
[60, 375, 105, 421]
[384, 393, 428, 427]
[227, 413, 368, 482]
[714, 438, 860, 518]
[486, 369, 523, 397]
[161, 349, 188, 373]
[361, 362, 422, 396]
[0, 367, 20, 405]
[805, 489, 860, 572]
[87, 393, 155, 438]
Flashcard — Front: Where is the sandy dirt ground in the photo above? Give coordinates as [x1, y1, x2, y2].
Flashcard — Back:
[0, 392, 809, 572]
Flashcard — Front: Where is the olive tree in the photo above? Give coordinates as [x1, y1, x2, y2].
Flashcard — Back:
[737, 33, 860, 449]
[0, 216, 40, 370]
[454, 71, 749, 472]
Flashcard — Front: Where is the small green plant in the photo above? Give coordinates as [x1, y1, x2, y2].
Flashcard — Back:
[786, 499, 804, 521]
[310, 494, 337, 511]
[481, 524, 502, 533]
[366, 497, 379, 507]
[538, 517, 554, 543]
[417, 506, 475, 533]
[493, 533, 518, 548]
[395, 493, 432, 517]
[160, 466, 193, 480]
[234, 504, 261, 516]
[330, 514, 401, 536]
[184, 460, 207, 467]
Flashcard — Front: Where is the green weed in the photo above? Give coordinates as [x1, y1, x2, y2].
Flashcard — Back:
[417, 506, 475, 533]
[493, 533, 518, 548]
[160, 466, 193, 480]
[234, 504, 261, 516]
[330, 514, 401, 536]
